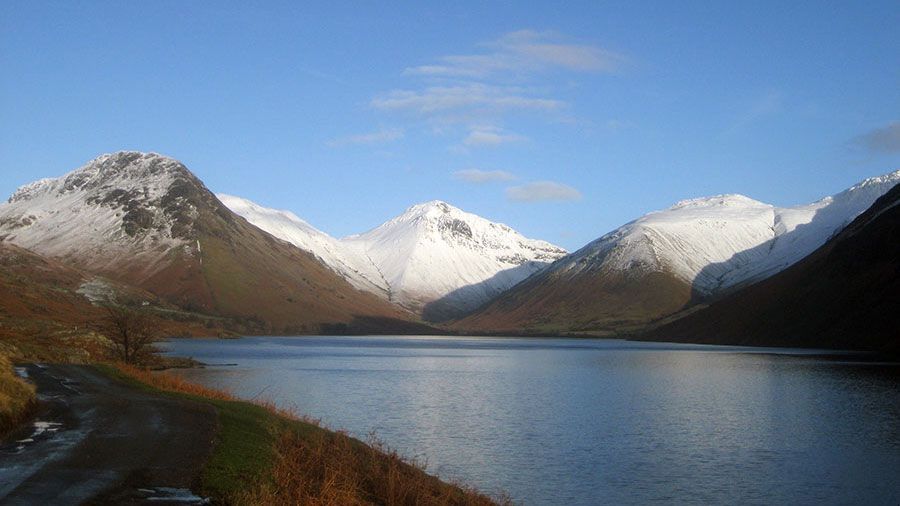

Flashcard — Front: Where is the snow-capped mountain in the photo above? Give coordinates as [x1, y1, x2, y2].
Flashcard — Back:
[458, 170, 900, 333]
[219, 197, 568, 320]
[648, 181, 900, 351]
[561, 169, 900, 295]
[0, 151, 195, 276]
[344, 201, 568, 319]
[0, 152, 420, 333]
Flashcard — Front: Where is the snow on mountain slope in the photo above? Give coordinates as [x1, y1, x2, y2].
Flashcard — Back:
[343, 201, 568, 318]
[558, 170, 900, 295]
[221, 196, 568, 319]
[0, 151, 422, 333]
[216, 194, 389, 296]
[0, 152, 193, 275]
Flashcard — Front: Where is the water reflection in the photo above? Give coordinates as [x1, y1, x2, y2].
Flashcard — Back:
[164, 337, 900, 505]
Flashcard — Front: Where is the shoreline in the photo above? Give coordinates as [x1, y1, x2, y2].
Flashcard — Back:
[1, 359, 506, 505]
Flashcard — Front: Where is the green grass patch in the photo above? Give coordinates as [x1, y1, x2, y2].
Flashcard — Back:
[93, 364, 324, 502]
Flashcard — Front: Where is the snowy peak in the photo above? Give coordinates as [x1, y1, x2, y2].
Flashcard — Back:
[355, 200, 498, 245]
[396, 200, 458, 220]
[344, 200, 567, 318]
[349, 199, 563, 262]
[9, 151, 190, 203]
[218, 193, 326, 241]
[0, 151, 212, 277]
[221, 195, 567, 320]
[669, 193, 770, 211]
[560, 169, 900, 295]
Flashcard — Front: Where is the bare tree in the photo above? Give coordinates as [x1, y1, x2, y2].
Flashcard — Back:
[95, 305, 159, 364]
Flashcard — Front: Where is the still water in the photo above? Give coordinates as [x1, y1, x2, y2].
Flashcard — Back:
[164, 336, 900, 505]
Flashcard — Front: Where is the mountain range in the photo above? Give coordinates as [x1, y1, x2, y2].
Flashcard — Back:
[455, 170, 899, 334]
[220, 195, 567, 321]
[0, 152, 421, 335]
[1, 151, 896, 349]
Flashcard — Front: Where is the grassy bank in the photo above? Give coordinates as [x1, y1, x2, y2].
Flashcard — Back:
[0, 352, 36, 436]
[106, 364, 507, 506]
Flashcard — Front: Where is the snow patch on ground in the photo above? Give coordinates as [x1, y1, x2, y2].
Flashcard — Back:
[138, 487, 210, 504]
[76, 278, 116, 305]
[12, 421, 64, 453]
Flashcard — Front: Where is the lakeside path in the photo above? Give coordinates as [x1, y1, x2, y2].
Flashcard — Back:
[0, 364, 216, 505]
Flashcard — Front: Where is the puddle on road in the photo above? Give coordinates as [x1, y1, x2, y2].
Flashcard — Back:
[10, 421, 64, 453]
[138, 487, 210, 504]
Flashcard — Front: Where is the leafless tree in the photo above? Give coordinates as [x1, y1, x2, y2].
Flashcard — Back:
[95, 305, 159, 364]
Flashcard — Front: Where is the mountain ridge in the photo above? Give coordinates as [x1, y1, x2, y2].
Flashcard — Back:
[221, 195, 568, 320]
[0, 151, 426, 334]
[643, 181, 900, 351]
[454, 169, 900, 333]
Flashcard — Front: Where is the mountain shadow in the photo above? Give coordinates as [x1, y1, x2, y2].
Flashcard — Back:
[319, 315, 442, 335]
[685, 188, 875, 307]
[421, 263, 546, 322]
[449, 258, 695, 335]
[647, 182, 900, 352]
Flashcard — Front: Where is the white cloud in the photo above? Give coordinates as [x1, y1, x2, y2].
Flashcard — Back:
[463, 127, 526, 146]
[368, 30, 622, 144]
[506, 181, 582, 202]
[453, 169, 517, 183]
[327, 128, 404, 147]
[405, 30, 625, 78]
[371, 84, 563, 116]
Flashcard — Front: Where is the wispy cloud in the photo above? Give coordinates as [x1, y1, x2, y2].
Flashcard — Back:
[463, 126, 526, 147]
[371, 84, 563, 116]
[852, 121, 900, 153]
[327, 128, 404, 147]
[453, 169, 517, 183]
[367, 30, 623, 148]
[405, 30, 625, 78]
[506, 181, 582, 202]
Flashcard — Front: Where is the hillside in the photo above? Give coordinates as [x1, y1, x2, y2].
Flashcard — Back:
[0, 152, 424, 334]
[644, 182, 900, 351]
[455, 171, 900, 334]
[222, 197, 567, 321]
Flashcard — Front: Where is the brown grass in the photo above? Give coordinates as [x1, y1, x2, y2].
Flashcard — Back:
[0, 352, 36, 436]
[113, 362, 237, 402]
[112, 364, 508, 506]
[236, 429, 507, 506]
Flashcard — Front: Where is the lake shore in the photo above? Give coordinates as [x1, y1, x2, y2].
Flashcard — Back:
[0, 356, 506, 505]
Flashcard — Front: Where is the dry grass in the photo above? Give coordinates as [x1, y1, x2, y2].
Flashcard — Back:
[112, 364, 508, 506]
[114, 362, 237, 402]
[0, 352, 36, 436]
[236, 429, 507, 506]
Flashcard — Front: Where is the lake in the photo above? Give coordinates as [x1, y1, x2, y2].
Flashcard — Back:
[163, 336, 900, 505]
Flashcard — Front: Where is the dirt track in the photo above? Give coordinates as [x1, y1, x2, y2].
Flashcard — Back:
[0, 364, 217, 505]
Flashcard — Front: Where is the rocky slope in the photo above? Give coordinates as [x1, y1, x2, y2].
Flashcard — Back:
[0, 152, 424, 334]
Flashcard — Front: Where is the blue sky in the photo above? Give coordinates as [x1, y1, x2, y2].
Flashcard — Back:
[2, 1, 898, 250]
